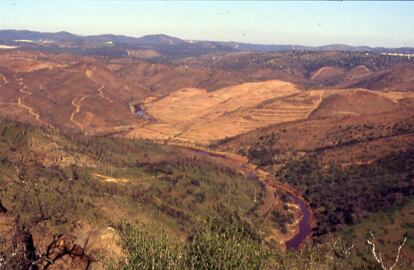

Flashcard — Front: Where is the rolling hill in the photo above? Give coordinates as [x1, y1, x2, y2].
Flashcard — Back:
[1, 41, 414, 269]
[2, 30, 414, 59]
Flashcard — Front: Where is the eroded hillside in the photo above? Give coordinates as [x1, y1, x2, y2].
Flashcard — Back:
[1, 47, 414, 269]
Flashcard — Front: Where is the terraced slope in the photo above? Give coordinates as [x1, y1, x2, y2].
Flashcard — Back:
[126, 80, 315, 143]
[126, 79, 414, 145]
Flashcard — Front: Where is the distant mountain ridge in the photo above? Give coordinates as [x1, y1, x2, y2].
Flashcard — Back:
[1, 29, 414, 56]
[0, 30, 186, 45]
[0, 30, 186, 44]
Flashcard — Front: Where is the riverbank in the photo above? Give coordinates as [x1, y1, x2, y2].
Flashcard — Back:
[166, 142, 314, 249]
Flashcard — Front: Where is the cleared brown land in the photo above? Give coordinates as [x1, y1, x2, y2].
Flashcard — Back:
[310, 66, 345, 81]
[126, 80, 310, 143]
[1, 49, 413, 148]
[126, 82, 414, 145]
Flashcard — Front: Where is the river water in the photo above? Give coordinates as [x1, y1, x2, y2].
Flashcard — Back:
[135, 104, 151, 120]
[285, 196, 312, 249]
[178, 145, 313, 249]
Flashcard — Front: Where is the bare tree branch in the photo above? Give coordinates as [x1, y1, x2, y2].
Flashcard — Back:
[333, 239, 354, 259]
[367, 230, 407, 270]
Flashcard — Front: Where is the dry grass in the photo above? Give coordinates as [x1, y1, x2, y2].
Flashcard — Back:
[127, 81, 414, 145]
[127, 80, 309, 144]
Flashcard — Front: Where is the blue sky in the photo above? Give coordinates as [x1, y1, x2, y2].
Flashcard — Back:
[1, 1, 413, 47]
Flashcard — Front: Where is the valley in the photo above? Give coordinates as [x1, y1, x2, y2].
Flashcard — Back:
[0, 33, 413, 269]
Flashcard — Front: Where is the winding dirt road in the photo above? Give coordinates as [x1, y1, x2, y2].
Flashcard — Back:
[16, 78, 48, 126]
[70, 95, 90, 129]
[68, 69, 114, 130]
[69, 82, 114, 130]
[86, 69, 113, 103]
[97, 85, 114, 103]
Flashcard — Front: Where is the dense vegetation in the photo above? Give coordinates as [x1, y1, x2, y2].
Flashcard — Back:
[338, 200, 414, 267]
[278, 151, 414, 236]
[275, 151, 414, 265]
[114, 210, 269, 270]
[245, 132, 279, 166]
[113, 209, 412, 270]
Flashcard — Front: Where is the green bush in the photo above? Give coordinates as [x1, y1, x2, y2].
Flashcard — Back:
[114, 210, 270, 270]
[186, 210, 269, 270]
[116, 222, 185, 270]
[112, 210, 413, 270]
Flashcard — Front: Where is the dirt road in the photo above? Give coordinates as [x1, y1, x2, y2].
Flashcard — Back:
[70, 95, 90, 129]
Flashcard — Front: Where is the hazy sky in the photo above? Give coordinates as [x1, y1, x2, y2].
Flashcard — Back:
[1, 1, 413, 47]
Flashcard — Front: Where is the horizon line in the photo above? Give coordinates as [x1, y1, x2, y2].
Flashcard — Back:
[1, 28, 414, 50]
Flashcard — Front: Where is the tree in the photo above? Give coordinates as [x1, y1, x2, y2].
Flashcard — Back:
[367, 231, 407, 270]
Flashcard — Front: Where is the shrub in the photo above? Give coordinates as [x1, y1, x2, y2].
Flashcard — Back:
[115, 222, 185, 270]
[186, 210, 269, 270]
[114, 209, 270, 270]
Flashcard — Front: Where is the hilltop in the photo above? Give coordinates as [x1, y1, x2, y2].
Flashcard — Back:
[0, 38, 413, 269]
[1, 49, 414, 137]
[1, 29, 414, 59]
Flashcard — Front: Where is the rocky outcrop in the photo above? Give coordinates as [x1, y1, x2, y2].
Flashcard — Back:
[1, 207, 89, 270]
[30, 222, 54, 259]
[1, 208, 123, 270]
[35, 235, 89, 270]
[75, 223, 124, 270]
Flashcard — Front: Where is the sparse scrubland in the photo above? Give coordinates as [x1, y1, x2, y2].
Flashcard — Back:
[111, 208, 412, 270]
[1, 45, 414, 269]
[1, 119, 412, 270]
[0, 119, 262, 269]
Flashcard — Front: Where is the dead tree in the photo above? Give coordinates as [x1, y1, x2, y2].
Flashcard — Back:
[3, 138, 77, 269]
[333, 239, 355, 259]
[367, 230, 407, 270]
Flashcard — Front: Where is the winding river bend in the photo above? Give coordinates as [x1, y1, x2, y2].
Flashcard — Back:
[285, 196, 312, 249]
[175, 144, 313, 249]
